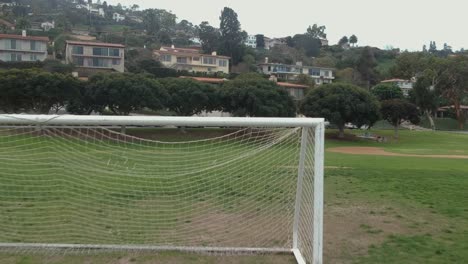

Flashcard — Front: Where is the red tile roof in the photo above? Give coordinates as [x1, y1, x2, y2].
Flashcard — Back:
[0, 33, 48, 42]
[381, 78, 409, 83]
[277, 82, 309, 89]
[179, 76, 226, 84]
[180, 77, 309, 89]
[66, 40, 125, 48]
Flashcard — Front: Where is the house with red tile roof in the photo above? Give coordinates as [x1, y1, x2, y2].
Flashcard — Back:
[155, 45, 230, 74]
[0, 31, 48, 62]
[65, 40, 125, 73]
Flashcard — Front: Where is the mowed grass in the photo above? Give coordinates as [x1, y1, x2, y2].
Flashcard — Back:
[0, 128, 467, 263]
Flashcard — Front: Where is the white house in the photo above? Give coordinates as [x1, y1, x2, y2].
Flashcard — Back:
[258, 58, 335, 85]
[112, 13, 125, 22]
[381, 79, 414, 96]
[41, 21, 55, 32]
[245, 35, 257, 48]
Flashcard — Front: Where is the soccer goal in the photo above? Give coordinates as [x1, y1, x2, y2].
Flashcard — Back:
[0, 115, 324, 264]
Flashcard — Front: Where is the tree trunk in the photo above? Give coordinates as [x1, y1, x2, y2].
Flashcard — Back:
[338, 126, 345, 138]
[394, 124, 399, 140]
[426, 111, 436, 130]
[454, 101, 464, 130]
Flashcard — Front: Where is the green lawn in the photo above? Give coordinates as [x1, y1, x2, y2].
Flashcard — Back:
[0, 128, 467, 263]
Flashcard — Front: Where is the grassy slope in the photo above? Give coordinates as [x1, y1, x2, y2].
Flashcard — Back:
[0, 129, 467, 263]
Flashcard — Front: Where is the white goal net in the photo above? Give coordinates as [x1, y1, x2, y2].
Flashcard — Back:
[0, 115, 324, 264]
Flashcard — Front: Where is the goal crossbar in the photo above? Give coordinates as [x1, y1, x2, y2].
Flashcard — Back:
[0, 115, 324, 128]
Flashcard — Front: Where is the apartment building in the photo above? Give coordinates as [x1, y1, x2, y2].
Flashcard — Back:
[155, 46, 230, 74]
[245, 35, 257, 48]
[0, 31, 48, 62]
[259, 58, 335, 85]
[65, 41, 125, 72]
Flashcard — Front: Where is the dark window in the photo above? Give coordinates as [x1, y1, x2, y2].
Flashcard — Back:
[93, 47, 109, 56]
[110, 48, 120, 57]
[72, 46, 84, 55]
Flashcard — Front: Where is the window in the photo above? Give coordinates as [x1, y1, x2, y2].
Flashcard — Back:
[203, 57, 216, 65]
[161, 54, 172, 62]
[72, 46, 84, 55]
[92, 58, 109, 67]
[110, 48, 120, 57]
[30, 54, 38, 61]
[73, 57, 84, 66]
[177, 57, 188, 64]
[30, 41, 37, 51]
[268, 66, 271, 71]
[10, 40, 17, 50]
[10, 54, 21, 61]
[93, 47, 109, 56]
[218, 59, 227, 67]
[309, 69, 321, 76]
[112, 59, 120, 65]
[324, 71, 330, 77]
[193, 57, 200, 61]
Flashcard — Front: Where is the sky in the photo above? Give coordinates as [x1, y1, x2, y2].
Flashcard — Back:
[106, 0, 467, 51]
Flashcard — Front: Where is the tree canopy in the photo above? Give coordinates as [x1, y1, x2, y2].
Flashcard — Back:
[159, 78, 219, 116]
[300, 83, 380, 138]
[371, 83, 404, 101]
[380, 99, 420, 139]
[219, 74, 296, 117]
[219, 7, 247, 65]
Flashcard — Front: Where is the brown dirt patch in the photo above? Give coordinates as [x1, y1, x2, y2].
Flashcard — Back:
[328, 147, 468, 159]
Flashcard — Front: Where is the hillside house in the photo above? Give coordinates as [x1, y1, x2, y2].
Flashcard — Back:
[65, 41, 125, 73]
[155, 46, 230, 74]
[0, 31, 48, 62]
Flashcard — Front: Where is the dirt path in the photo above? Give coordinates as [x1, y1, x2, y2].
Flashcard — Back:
[328, 147, 468, 159]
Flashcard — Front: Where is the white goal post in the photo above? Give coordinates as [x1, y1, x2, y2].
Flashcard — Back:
[0, 115, 324, 264]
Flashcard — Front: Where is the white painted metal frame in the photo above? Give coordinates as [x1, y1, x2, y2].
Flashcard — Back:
[0, 115, 325, 264]
[0, 115, 324, 128]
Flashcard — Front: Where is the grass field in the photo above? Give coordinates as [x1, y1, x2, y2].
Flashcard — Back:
[0, 128, 467, 263]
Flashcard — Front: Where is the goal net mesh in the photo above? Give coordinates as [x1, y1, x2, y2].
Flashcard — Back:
[0, 124, 318, 261]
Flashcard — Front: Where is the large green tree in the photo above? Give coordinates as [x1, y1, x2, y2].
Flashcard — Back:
[300, 83, 381, 138]
[70, 73, 168, 115]
[255, 34, 265, 49]
[412, 70, 440, 130]
[198, 21, 221, 54]
[381, 99, 420, 139]
[219, 7, 247, 65]
[436, 56, 468, 129]
[349, 34, 358, 46]
[0, 69, 82, 114]
[159, 78, 219, 116]
[306, 24, 327, 39]
[357, 47, 378, 89]
[219, 74, 296, 117]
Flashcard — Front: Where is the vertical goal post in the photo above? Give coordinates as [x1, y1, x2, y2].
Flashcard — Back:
[0, 115, 325, 264]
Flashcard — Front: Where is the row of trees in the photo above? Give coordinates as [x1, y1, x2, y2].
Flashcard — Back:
[0, 70, 296, 118]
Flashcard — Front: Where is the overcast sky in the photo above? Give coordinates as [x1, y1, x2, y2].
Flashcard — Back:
[106, 0, 467, 51]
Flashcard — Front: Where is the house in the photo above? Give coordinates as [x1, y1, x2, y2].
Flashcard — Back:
[380, 78, 414, 96]
[41, 21, 55, 32]
[0, 31, 48, 62]
[113, 13, 125, 22]
[258, 58, 335, 85]
[437, 105, 468, 118]
[65, 41, 125, 73]
[0, 18, 15, 30]
[320, 38, 329, 46]
[264, 37, 287, 50]
[245, 35, 257, 48]
[155, 46, 230, 74]
[189, 37, 202, 46]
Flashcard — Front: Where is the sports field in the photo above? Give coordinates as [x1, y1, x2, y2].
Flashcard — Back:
[0, 128, 467, 263]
